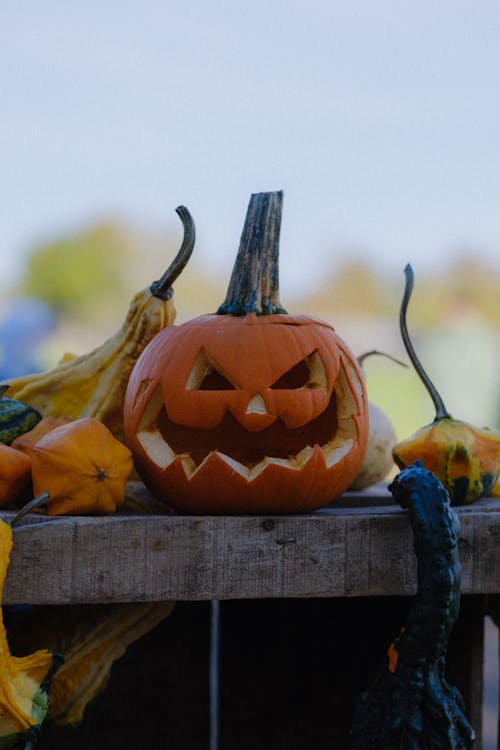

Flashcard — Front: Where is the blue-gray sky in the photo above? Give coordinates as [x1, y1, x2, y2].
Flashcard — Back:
[2, 1, 499, 296]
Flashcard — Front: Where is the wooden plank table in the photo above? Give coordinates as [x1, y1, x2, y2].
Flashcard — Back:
[2, 482, 497, 749]
[2, 482, 500, 605]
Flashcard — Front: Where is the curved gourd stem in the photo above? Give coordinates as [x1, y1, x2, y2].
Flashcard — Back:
[400, 264, 451, 421]
[357, 350, 408, 369]
[217, 191, 287, 316]
[150, 206, 196, 301]
[11, 492, 49, 528]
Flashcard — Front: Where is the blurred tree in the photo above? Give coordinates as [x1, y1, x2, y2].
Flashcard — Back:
[400, 255, 500, 329]
[17, 219, 227, 350]
[297, 252, 500, 329]
[20, 222, 136, 325]
[298, 257, 393, 320]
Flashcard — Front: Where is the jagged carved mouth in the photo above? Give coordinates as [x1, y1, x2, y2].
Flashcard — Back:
[136, 381, 359, 482]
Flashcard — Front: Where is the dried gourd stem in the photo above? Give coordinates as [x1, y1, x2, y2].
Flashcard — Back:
[150, 206, 196, 301]
[11, 492, 50, 528]
[218, 191, 287, 316]
[357, 350, 408, 369]
[400, 264, 451, 421]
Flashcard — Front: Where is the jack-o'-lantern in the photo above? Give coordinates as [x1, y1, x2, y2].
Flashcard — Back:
[124, 192, 369, 513]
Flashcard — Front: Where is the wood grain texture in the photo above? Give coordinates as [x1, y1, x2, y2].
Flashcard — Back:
[2, 484, 500, 604]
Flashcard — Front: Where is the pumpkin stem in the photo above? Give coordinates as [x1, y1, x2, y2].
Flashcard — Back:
[150, 205, 196, 301]
[217, 191, 287, 316]
[400, 264, 451, 421]
[11, 492, 50, 528]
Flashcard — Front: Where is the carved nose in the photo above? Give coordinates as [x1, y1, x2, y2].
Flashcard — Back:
[245, 394, 268, 415]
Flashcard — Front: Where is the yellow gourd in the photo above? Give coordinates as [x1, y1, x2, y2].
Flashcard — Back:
[9, 601, 174, 726]
[0, 520, 61, 745]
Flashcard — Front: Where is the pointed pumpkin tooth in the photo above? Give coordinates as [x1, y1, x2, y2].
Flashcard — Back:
[191, 451, 250, 480]
[248, 456, 298, 480]
[294, 445, 314, 468]
[179, 453, 197, 479]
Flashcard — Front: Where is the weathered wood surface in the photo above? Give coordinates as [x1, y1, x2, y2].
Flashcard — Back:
[2, 483, 500, 605]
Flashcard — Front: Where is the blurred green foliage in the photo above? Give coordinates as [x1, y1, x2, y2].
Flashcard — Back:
[301, 255, 500, 329]
[18, 220, 226, 332]
[14, 220, 500, 437]
[20, 222, 135, 325]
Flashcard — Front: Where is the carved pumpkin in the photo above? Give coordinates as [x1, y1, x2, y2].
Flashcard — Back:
[124, 192, 369, 513]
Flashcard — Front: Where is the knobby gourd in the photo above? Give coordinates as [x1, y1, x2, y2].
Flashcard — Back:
[0, 520, 61, 748]
[352, 461, 474, 749]
[1, 206, 195, 445]
[392, 264, 500, 504]
[124, 191, 369, 513]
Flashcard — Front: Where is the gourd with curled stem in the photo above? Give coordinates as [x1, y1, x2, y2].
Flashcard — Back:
[352, 461, 475, 749]
[392, 263, 500, 504]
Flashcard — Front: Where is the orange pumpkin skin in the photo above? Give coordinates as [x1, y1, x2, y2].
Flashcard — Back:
[0, 444, 32, 507]
[124, 312, 369, 513]
[31, 417, 133, 515]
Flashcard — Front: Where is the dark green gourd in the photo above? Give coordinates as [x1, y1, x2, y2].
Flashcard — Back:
[0, 385, 41, 445]
[352, 461, 475, 750]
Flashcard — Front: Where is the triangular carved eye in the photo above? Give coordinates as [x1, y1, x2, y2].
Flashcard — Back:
[199, 370, 235, 391]
[186, 348, 236, 391]
[271, 351, 327, 390]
